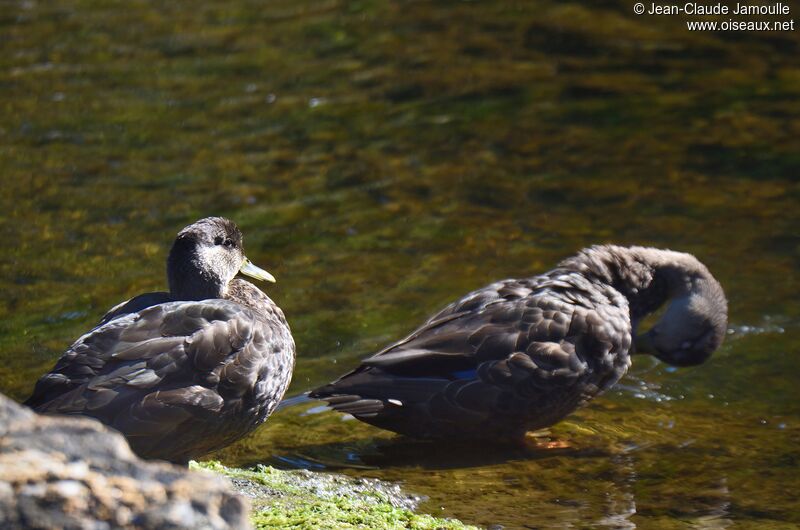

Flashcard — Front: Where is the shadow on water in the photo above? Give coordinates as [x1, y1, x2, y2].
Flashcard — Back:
[262, 433, 608, 472]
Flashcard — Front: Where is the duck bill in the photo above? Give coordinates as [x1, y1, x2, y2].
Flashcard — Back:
[240, 258, 276, 283]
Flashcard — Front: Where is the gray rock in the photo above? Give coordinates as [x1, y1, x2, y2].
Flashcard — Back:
[0, 393, 250, 530]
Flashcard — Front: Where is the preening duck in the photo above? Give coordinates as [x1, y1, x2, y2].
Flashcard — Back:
[25, 217, 295, 464]
[311, 245, 727, 441]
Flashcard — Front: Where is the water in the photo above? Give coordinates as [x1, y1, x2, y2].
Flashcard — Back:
[1, 1, 798, 528]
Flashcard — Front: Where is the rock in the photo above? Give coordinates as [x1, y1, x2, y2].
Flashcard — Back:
[195, 461, 478, 530]
[0, 393, 250, 530]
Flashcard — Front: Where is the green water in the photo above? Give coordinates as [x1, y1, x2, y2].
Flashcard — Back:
[1, 1, 798, 528]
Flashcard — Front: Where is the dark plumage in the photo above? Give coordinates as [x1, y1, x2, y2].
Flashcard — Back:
[25, 217, 295, 464]
[311, 245, 727, 441]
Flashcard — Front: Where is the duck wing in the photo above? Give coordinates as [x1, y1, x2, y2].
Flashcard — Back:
[25, 299, 285, 461]
[363, 278, 595, 374]
[313, 277, 628, 437]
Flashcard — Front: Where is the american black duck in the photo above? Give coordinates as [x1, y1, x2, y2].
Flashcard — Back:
[311, 245, 727, 441]
[25, 217, 295, 464]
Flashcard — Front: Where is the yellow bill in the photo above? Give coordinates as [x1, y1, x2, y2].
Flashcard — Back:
[240, 258, 276, 283]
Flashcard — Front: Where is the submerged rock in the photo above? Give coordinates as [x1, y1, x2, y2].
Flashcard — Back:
[0, 393, 250, 530]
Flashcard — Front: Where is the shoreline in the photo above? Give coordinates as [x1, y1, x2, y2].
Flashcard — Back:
[192, 461, 477, 530]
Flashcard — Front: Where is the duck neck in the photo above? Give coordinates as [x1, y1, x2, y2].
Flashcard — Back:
[560, 245, 717, 326]
[167, 237, 226, 301]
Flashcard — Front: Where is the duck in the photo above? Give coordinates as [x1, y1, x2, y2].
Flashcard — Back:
[310, 245, 727, 441]
[25, 217, 295, 464]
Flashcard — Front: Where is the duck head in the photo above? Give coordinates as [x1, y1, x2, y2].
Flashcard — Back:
[167, 217, 274, 300]
[636, 274, 728, 367]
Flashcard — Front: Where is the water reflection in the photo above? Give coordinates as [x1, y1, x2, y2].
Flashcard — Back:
[218, 399, 753, 528]
[595, 454, 637, 529]
[268, 435, 603, 472]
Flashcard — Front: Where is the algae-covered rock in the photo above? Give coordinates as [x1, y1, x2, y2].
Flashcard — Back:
[0, 393, 249, 530]
[194, 461, 478, 530]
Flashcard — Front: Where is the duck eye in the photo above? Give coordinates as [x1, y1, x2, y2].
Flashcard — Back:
[223, 238, 234, 248]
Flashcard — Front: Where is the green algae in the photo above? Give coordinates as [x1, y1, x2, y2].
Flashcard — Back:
[192, 461, 476, 530]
